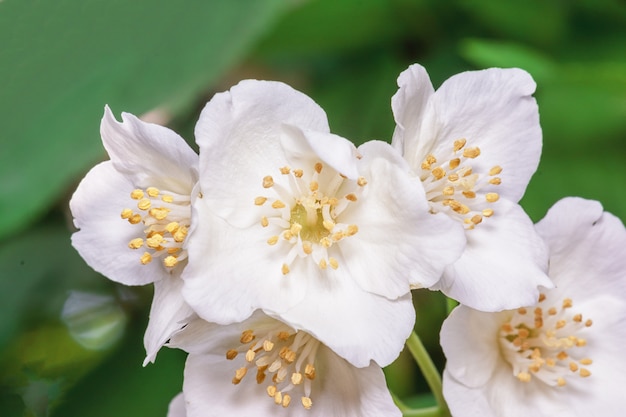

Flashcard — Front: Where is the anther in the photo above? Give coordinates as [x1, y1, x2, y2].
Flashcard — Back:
[557, 377, 566, 387]
[162, 195, 174, 203]
[272, 200, 286, 209]
[140, 252, 152, 265]
[128, 238, 144, 249]
[304, 363, 316, 379]
[282, 264, 290, 275]
[137, 198, 151, 210]
[357, 177, 367, 186]
[319, 259, 327, 269]
[240, 330, 255, 344]
[129, 214, 142, 224]
[517, 372, 531, 382]
[432, 167, 446, 180]
[489, 166, 502, 176]
[462, 147, 481, 158]
[302, 397, 313, 410]
[471, 215, 482, 225]
[539, 293, 547, 302]
[309, 181, 319, 192]
[314, 162, 323, 174]
[255, 197, 268, 205]
[482, 208, 494, 217]
[562, 298, 573, 308]
[293, 169, 303, 178]
[462, 191, 476, 199]
[280, 166, 291, 175]
[130, 189, 144, 199]
[443, 186, 455, 196]
[263, 176, 274, 188]
[421, 154, 437, 170]
[232, 367, 247, 384]
[282, 394, 291, 408]
[345, 193, 357, 202]
[146, 187, 159, 197]
[449, 158, 460, 169]
[121, 208, 133, 219]
[261, 216, 269, 227]
[226, 349, 238, 360]
[347, 224, 358, 236]
[453, 138, 467, 152]
[163, 256, 178, 268]
[302, 242, 312, 254]
[291, 372, 303, 385]
[267, 385, 277, 397]
[580, 368, 591, 377]
[489, 177, 502, 185]
[485, 193, 500, 202]
[329, 257, 339, 269]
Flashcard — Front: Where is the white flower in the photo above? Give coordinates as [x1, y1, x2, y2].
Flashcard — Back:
[168, 312, 402, 417]
[391, 64, 553, 311]
[70, 106, 197, 364]
[167, 393, 186, 417]
[181, 79, 465, 367]
[440, 197, 626, 417]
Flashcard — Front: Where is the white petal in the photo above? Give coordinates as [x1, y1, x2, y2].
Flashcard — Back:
[143, 276, 194, 365]
[181, 201, 308, 325]
[181, 344, 400, 417]
[435, 200, 552, 311]
[276, 281, 415, 368]
[340, 140, 465, 298]
[101, 106, 198, 193]
[391, 64, 435, 160]
[440, 305, 504, 388]
[420, 68, 541, 202]
[70, 162, 170, 285]
[194, 80, 330, 228]
[535, 197, 626, 299]
[167, 393, 186, 417]
[281, 125, 360, 180]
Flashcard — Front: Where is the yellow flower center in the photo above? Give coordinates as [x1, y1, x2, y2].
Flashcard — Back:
[120, 186, 191, 268]
[499, 293, 593, 387]
[226, 327, 320, 409]
[420, 138, 501, 229]
[255, 161, 365, 275]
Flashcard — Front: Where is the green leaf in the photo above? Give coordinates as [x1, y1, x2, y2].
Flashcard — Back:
[0, 0, 286, 241]
[459, 38, 557, 82]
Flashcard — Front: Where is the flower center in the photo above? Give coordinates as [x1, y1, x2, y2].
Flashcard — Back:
[254, 162, 365, 275]
[419, 138, 502, 229]
[499, 293, 593, 387]
[226, 326, 320, 409]
[120, 186, 191, 268]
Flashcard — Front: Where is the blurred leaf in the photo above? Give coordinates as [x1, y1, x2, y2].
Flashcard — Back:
[459, 38, 557, 82]
[50, 319, 186, 417]
[255, 0, 420, 60]
[0, 224, 108, 351]
[0, 0, 287, 241]
[457, 0, 568, 48]
[310, 53, 408, 144]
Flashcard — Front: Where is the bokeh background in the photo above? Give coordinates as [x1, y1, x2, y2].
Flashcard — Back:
[1, 0, 625, 416]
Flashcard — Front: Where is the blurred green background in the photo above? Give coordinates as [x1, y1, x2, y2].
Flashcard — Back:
[1, 0, 625, 415]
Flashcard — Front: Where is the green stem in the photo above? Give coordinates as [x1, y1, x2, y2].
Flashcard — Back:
[446, 297, 458, 315]
[405, 331, 451, 417]
[402, 406, 441, 417]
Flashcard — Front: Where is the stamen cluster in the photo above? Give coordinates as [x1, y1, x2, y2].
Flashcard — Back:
[499, 293, 593, 387]
[120, 187, 191, 268]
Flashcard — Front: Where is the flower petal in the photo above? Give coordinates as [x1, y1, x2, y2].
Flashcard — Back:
[281, 125, 360, 180]
[440, 305, 504, 388]
[143, 276, 194, 365]
[434, 199, 552, 311]
[417, 68, 541, 203]
[181, 201, 308, 324]
[166, 393, 186, 417]
[70, 162, 169, 285]
[535, 197, 626, 298]
[194, 80, 330, 228]
[391, 63, 435, 159]
[339, 140, 465, 298]
[180, 342, 400, 417]
[101, 106, 198, 193]
[276, 282, 415, 368]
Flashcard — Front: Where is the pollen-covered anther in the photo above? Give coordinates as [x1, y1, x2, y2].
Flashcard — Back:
[432, 167, 446, 180]
[282, 264, 290, 275]
[128, 238, 144, 249]
[263, 176, 274, 188]
[357, 176, 367, 186]
[453, 138, 467, 152]
[486, 193, 500, 203]
[232, 367, 247, 384]
[345, 193, 358, 202]
[272, 200, 286, 209]
[140, 252, 152, 265]
[302, 397, 313, 410]
[489, 177, 502, 185]
[462, 147, 481, 159]
[163, 256, 178, 268]
[240, 330, 255, 344]
[130, 189, 144, 199]
[255, 196, 267, 206]
[329, 257, 339, 269]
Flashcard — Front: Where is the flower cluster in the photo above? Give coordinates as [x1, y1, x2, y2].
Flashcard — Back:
[70, 64, 624, 417]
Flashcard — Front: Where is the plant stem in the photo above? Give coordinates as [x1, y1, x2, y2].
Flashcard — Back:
[405, 331, 451, 417]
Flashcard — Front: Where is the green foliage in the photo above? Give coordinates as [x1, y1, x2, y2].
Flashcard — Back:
[1, 0, 625, 415]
